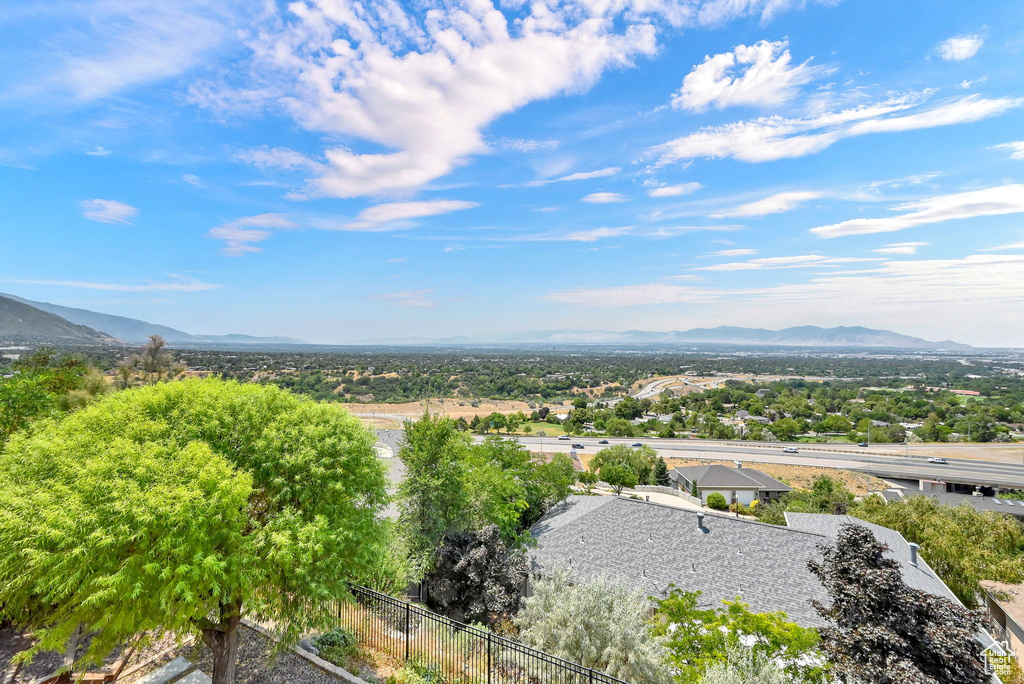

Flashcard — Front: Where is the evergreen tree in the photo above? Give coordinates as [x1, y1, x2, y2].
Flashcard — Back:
[654, 457, 671, 486]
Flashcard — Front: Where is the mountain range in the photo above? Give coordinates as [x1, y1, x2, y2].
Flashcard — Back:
[0, 293, 973, 350]
[0, 293, 304, 346]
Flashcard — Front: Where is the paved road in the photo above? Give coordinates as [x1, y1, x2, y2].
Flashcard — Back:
[507, 435, 1024, 489]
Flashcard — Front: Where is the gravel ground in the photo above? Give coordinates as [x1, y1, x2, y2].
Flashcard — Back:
[180, 624, 349, 684]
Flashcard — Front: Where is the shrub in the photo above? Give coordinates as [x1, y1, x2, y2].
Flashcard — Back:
[314, 627, 359, 665]
[707, 492, 728, 510]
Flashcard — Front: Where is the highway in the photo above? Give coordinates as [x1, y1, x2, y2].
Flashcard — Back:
[508, 435, 1024, 490]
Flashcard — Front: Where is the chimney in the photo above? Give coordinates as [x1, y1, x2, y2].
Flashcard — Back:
[909, 543, 919, 567]
[697, 512, 705, 529]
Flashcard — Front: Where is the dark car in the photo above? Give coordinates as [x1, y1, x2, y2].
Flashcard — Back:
[631, 442, 643, 447]
[858, 442, 868, 447]
[572, 443, 585, 449]
[598, 439, 609, 444]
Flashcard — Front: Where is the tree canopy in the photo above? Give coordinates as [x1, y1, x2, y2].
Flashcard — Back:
[0, 378, 389, 684]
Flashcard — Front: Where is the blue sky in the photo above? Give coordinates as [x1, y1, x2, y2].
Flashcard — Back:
[1, 0, 1023, 346]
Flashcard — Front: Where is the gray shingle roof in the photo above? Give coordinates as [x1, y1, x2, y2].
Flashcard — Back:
[784, 512, 959, 605]
[530, 497, 965, 629]
[671, 464, 791, 492]
[904, 490, 1024, 518]
[672, 464, 763, 489]
[530, 495, 832, 627]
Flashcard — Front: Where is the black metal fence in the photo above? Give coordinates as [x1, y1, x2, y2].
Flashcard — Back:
[324, 585, 632, 684]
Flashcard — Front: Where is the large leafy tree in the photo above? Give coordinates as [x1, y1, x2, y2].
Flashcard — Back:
[589, 444, 659, 484]
[808, 523, 988, 684]
[853, 494, 1024, 607]
[0, 379, 389, 684]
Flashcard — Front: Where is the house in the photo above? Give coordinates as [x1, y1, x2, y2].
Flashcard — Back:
[669, 463, 792, 505]
[981, 581, 1024, 668]
[528, 496, 975, 631]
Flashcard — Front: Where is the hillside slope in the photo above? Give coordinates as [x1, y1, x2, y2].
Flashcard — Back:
[0, 295, 121, 345]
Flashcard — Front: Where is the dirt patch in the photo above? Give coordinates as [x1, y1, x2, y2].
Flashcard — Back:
[346, 397, 537, 420]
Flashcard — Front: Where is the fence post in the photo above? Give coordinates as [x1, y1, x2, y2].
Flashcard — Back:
[487, 632, 492, 684]
[589, 668, 594, 684]
[405, 601, 411, 662]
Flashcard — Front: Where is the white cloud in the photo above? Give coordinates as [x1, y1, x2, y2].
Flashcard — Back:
[992, 141, 1024, 160]
[386, 257, 407, 263]
[873, 242, 929, 255]
[696, 254, 877, 271]
[647, 182, 703, 198]
[519, 167, 621, 188]
[373, 290, 436, 308]
[207, 213, 297, 256]
[493, 138, 559, 153]
[937, 35, 983, 61]
[10, 1, 236, 102]
[673, 39, 826, 112]
[711, 190, 822, 218]
[81, 199, 138, 225]
[182, 173, 203, 186]
[85, 146, 111, 156]
[582, 192, 628, 204]
[811, 185, 1024, 238]
[649, 94, 1021, 166]
[980, 241, 1024, 252]
[197, 0, 833, 198]
[700, 248, 758, 258]
[557, 226, 635, 241]
[4, 275, 218, 292]
[339, 200, 478, 231]
[236, 147, 324, 172]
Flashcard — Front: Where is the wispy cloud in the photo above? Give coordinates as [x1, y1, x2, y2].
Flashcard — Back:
[649, 94, 1021, 166]
[673, 39, 828, 112]
[85, 146, 111, 156]
[582, 192, 628, 204]
[647, 182, 703, 198]
[373, 290, 436, 308]
[518, 167, 621, 188]
[873, 242, 929, 255]
[937, 35, 983, 61]
[696, 254, 877, 271]
[811, 185, 1024, 238]
[992, 141, 1024, 160]
[700, 248, 758, 258]
[980, 241, 1024, 252]
[711, 190, 822, 218]
[182, 173, 203, 186]
[207, 213, 297, 256]
[337, 200, 479, 232]
[81, 199, 138, 225]
[4, 275, 218, 292]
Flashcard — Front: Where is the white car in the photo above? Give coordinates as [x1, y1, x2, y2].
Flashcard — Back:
[927, 457, 948, 464]
[782, 447, 799, 453]
[558, 435, 571, 440]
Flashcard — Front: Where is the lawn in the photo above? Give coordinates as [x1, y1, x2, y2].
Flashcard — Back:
[515, 421, 568, 436]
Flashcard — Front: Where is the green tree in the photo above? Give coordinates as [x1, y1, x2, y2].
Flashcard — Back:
[653, 589, 821, 683]
[577, 470, 599, 494]
[516, 569, 671, 684]
[0, 349, 91, 442]
[590, 444, 658, 484]
[0, 379, 389, 684]
[600, 463, 638, 495]
[399, 412, 473, 566]
[809, 523, 988, 684]
[853, 495, 1024, 606]
[706, 492, 728, 510]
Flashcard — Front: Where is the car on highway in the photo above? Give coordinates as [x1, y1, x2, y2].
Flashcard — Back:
[598, 439, 609, 444]
[572, 443, 585, 449]
[631, 442, 643, 447]
[782, 446, 799, 453]
[857, 442, 868, 447]
[558, 435, 570, 440]
[927, 457, 948, 464]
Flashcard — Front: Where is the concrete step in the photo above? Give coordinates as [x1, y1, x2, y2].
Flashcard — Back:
[177, 670, 213, 684]
[135, 656, 195, 684]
